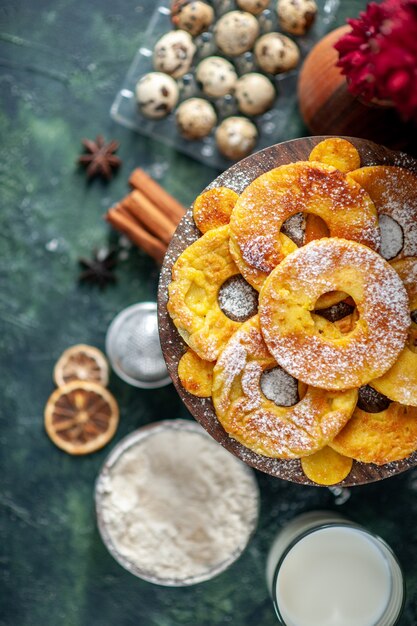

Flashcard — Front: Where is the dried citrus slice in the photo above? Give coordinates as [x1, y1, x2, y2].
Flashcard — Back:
[44, 381, 119, 455]
[301, 447, 353, 485]
[53, 344, 109, 387]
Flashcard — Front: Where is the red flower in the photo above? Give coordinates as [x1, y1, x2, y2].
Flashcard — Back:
[335, 0, 417, 120]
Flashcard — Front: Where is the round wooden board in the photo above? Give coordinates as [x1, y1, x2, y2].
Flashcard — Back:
[158, 136, 417, 487]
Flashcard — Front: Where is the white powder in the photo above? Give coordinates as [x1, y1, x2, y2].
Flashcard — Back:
[379, 214, 404, 260]
[97, 423, 259, 584]
[218, 274, 259, 321]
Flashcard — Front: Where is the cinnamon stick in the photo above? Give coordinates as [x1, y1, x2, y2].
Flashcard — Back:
[106, 207, 166, 265]
[129, 168, 186, 225]
[122, 190, 176, 246]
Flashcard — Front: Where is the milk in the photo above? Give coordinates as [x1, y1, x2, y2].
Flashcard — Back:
[266, 512, 404, 626]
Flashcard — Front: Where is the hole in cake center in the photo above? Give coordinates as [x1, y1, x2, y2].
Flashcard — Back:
[313, 294, 359, 335]
[357, 385, 391, 413]
[218, 275, 258, 322]
[260, 366, 299, 407]
[281, 213, 330, 247]
[379, 214, 404, 260]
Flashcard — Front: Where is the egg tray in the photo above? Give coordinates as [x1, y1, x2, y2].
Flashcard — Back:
[111, 0, 340, 170]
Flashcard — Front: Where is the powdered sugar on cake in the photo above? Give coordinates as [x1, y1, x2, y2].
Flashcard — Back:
[259, 239, 410, 389]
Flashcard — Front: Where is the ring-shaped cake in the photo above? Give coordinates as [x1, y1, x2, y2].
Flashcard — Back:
[259, 238, 410, 390]
[229, 160, 380, 288]
[370, 257, 417, 406]
[167, 225, 243, 361]
[330, 401, 417, 465]
[212, 316, 358, 458]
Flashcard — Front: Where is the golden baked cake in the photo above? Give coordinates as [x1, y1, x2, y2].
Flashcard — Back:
[331, 399, 417, 465]
[193, 187, 239, 234]
[309, 138, 361, 173]
[349, 165, 417, 260]
[212, 316, 357, 459]
[229, 231, 297, 291]
[301, 446, 353, 485]
[259, 238, 410, 390]
[370, 257, 417, 406]
[165, 140, 417, 483]
[229, 160, 379, 288]
[167, 225, 242, 361]
[177, 349, 214, 398]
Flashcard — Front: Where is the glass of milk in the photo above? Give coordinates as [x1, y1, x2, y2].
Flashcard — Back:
[266, 511, 405, 626]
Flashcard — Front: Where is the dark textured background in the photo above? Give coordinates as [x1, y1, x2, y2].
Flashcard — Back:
[0, 1, 416, 625]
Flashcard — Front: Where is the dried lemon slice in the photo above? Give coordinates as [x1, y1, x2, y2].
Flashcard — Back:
[44, 381, 119, 455]
[301, 447, 353, 485]
[53, 344, 109, 387]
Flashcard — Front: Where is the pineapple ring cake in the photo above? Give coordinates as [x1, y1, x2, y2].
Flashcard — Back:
[331, 399, 417, 465]
[349, 166, 417, 261]
[229, 160, 380, 289]
[168, 225, 259, 361]
[259, 238, 410, 391]
[212, 316, 358, 459]
[370, 257, 417, 406]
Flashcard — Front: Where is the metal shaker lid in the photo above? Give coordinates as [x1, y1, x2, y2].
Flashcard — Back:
[105, 302, 171, 388]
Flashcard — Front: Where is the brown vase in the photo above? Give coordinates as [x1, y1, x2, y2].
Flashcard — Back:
[298, 26, 417, 156]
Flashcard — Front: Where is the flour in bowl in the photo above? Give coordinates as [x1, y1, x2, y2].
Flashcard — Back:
[96, 422, 259, 584]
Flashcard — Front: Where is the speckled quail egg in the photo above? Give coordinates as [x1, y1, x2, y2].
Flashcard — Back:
[153, 30, 196, 78]
[235, 73, 276, 116]
[135, 72, 179, 119]
[171, 0, 215, 37]
[216, 116, 258, 160]
[176, 98, 217, 139]
[196, 56, 238, 98]
[254, 32, 300, 74]
[276, 0, 318, 36]
[236, 0, 270, 15]
[214, 11, 260, 57]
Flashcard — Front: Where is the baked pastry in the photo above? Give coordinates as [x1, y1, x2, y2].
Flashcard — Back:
[349, 166, 417, 260]
[276, 0, 318, 36]
[214, 11, 259, 57]
[195, 57, 238, 98]
[229, 230, 297, 290]
[153, 30, 196, 78]
[178, 349, 214, 397]
[259, 238, 410, 390]
[300, 446, 353, 486]
[215, 117, 258, 161]
[370, 257, 417, 406]
[176, 98, 217, 140]
[229, 161, 380, 286]
[254, 33, 300, 74]
[331, 400, 417, 465]
[309, 138, 361, 173]
[135, 73, 179, 119]
[212, 316, 358, 459]
[167, 225, 243, 361]
[234, 73, 276, 116]
[193, 187, 239, 233]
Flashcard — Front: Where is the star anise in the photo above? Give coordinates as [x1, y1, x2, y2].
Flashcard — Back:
[78, 135, 122, 180]
[78, 248, 118, 289]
